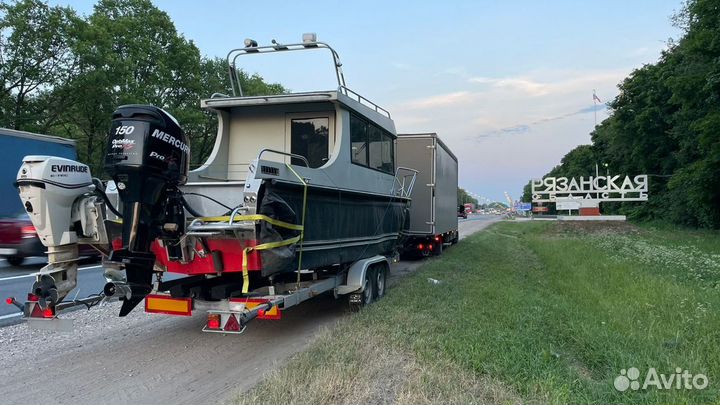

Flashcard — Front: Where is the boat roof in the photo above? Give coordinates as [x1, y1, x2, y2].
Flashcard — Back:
[0, 127, 76, 146]
[201, 89, 396, 134]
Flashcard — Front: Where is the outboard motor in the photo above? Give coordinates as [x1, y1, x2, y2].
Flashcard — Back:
[104, 105, 189, 316]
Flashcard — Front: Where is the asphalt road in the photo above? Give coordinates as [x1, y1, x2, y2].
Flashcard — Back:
[0, 214, 500, 405]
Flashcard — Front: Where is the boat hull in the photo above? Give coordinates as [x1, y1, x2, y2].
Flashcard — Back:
[258, 180, 409, 276]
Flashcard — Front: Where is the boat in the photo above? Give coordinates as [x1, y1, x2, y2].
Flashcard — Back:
[139, 35, 417, 296]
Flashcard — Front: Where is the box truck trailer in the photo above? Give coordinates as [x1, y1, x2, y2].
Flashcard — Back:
[396, 133, 459, 257]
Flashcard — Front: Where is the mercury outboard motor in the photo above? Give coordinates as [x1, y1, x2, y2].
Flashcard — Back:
[104, 105, 190, 316]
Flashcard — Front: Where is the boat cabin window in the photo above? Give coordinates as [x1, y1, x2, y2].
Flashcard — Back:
[350, 113, 394, 174]
[290, 117, 329, 168]
[350, 114, 367, 166]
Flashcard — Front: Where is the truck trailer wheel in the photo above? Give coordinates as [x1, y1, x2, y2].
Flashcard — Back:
[374, 263, 387, 300]
[349, 267, 375, 312]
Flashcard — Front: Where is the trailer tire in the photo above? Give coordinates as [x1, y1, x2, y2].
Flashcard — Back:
[374, 263, 387, 300]
[349, 267, 375, 312]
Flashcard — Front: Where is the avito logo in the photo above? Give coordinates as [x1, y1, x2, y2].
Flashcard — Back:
[614, 367, 709, 392]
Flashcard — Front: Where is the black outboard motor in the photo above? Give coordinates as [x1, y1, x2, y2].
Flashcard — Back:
[104, 105, 190, 316]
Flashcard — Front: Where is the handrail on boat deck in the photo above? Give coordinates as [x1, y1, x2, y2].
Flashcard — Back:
[257, 148, 310, 167]
[393, 167, 418, 199]
[339, 86, 391, 119]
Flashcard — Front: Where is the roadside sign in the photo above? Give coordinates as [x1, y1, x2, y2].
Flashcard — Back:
[532, 206, 549, 213]
[517, 202, 532, 211]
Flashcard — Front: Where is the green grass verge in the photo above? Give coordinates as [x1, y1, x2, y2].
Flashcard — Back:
[237, 221, 720, 405]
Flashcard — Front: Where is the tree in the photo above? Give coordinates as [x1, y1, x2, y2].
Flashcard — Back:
[0, 0, 81, 131]
[457, 187, 478, 206]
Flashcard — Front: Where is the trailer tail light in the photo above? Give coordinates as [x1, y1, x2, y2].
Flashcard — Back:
[417, 243, 423, 250]
[42, 307, 55, 318]
[21, 225, 36, 239]
[434, 236, 441, 242]
[145, 294, 192, 316]
[27, 293, 39, 302]
[5, 297, 12, 305]
[207, 313, 221, 330]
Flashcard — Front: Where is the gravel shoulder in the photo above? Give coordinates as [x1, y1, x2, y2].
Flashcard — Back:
[0, 216, 499, 405]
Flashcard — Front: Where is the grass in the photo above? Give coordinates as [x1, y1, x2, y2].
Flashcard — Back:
[235, 221, 720, 405]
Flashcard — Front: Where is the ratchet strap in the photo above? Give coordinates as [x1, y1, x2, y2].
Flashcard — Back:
[197, 164, 308, 294]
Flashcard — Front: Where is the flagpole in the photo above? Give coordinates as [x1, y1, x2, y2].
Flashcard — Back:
[593, 89, 597, 127]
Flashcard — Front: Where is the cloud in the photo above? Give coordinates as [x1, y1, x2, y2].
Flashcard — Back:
[476, 124, 531, 139]
[475, 104, 608, 141]
[404, 91, 475, 109]
[469, 77, 550, 96]
[467, 70, 627, 98]
[391, 62, 412, 70]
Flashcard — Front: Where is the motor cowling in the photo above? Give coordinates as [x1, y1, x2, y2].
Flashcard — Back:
[17, 156, 94, 246]
[104, 105, 190, 316]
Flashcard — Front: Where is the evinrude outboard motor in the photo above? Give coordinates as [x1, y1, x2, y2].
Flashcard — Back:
[104, 105, 190, 316]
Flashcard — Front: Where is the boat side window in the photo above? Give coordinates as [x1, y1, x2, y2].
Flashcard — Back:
[291, 117, 329, 168]
[350, 113, 395, 174]
[350, 114, 368, 166]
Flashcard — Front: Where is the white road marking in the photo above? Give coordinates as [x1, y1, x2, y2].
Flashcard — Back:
[0, 264, 102, 282]
[0, 312, 22, 320]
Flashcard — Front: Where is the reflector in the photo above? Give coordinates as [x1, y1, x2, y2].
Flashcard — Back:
[224, 314, 241, 332]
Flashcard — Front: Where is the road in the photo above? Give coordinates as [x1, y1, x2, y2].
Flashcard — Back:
[0, 215, 499, 405]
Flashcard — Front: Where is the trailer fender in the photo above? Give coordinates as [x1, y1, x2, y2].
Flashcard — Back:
[336, 255, 389, 295]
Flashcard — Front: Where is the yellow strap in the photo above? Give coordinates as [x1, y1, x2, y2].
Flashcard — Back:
[218, 164, 308, 295]
[198, 214, 304, 231]
[241, 235, 302, 293]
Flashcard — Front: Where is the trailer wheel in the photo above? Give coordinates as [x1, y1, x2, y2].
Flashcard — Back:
[349, 267, 375, 312]
[374, 263, 387, 300]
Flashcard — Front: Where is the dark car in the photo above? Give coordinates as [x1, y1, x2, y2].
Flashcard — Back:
[0, 213, 98, 266]
[457, 205, 467, 219]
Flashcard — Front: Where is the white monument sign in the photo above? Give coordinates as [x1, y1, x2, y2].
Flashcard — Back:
[531, 175, 649, 203]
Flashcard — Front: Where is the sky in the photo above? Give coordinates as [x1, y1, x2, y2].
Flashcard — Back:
[54, 0, 684, 203]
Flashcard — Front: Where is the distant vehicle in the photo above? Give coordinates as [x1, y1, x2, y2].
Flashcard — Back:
[464, 202, 475, 214]
[0, 128, 77, 217]
[0, 213, 41, 266]
[396, 133, 459, 257]
[458, 205, 467, 219]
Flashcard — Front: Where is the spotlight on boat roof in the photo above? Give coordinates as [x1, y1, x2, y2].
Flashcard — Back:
[244, 38, 258, 48]
[302, 33, 317, 47]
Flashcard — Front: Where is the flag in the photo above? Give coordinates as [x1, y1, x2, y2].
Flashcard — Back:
[593, 92, 602, 103]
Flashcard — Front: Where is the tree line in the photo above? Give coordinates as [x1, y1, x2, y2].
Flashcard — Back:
[0, 0, 284, 171]
[523, 0, 720, 229]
